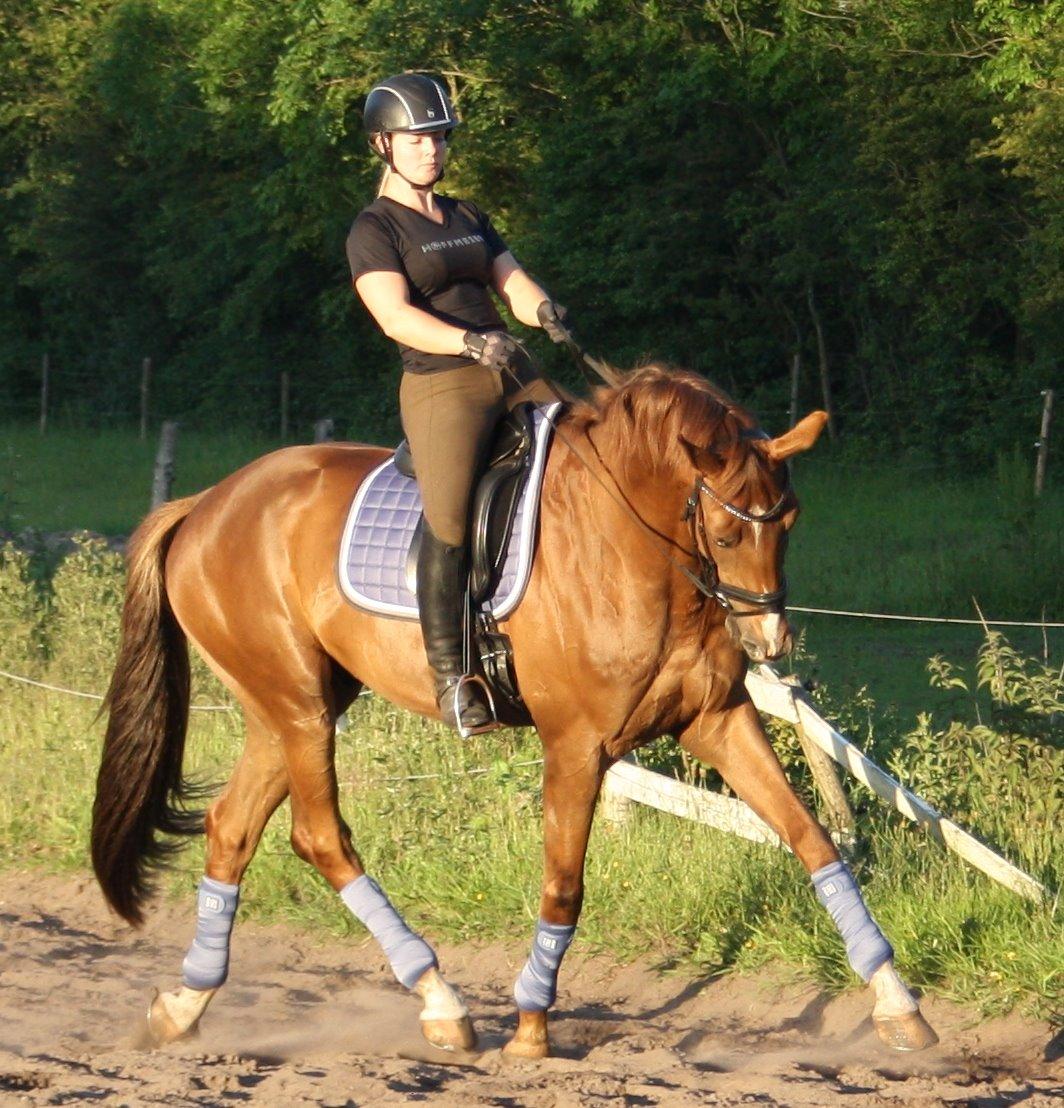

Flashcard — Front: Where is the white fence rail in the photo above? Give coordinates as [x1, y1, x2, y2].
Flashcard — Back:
[602, 665, 1046, 903]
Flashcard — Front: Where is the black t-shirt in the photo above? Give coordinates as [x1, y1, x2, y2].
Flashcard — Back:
[346, 195, 510, 374]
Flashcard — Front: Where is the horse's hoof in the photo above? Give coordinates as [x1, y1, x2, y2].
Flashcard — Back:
[502, 1010, 550, 1060]
[143, 990, 199, 1048]
[420, 1016, 478, 1052]
[873, 1009, 939, 1051]
[502, 1034, 550, 1060]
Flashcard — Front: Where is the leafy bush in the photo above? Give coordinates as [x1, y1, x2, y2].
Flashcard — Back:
[889, 632, 1063, 879]
[0, 543, 44, 671]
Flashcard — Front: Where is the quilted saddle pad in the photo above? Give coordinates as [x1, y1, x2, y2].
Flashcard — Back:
[338, 403, 561, 620]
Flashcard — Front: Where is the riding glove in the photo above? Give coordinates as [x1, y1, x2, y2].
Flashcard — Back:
[462, 329, 521, 373]
[536, 300, 571, 345]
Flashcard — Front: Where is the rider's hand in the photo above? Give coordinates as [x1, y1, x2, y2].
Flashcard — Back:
[536, 300, 570, 345]
[462, 330, 521, 373]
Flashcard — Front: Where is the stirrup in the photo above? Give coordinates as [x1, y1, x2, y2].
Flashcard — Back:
[439, 674, 500, 739]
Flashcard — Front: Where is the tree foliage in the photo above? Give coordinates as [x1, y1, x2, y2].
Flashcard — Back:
[0, 0, 1059, 454]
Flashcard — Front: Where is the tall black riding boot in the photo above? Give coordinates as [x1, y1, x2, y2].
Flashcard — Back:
[416, 529, 496, 735]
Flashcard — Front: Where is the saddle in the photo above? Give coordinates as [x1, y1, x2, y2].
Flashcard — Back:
[394, 404, 537, 604]
[392, 403, 545, 725]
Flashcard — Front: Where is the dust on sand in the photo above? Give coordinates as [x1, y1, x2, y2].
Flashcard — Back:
[0, 870, 1059, 1106]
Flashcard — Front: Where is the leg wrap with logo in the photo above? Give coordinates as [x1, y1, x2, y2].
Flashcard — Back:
[514, 919, 576, 1011]
[340, 875, 438, 990]
[182, 876, 239, 990]
[812, 860, 893, 982]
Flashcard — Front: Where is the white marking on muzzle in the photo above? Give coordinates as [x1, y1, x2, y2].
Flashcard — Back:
[760, 611, 783, 650]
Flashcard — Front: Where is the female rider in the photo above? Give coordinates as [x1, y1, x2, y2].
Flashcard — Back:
[346, 73, 568, 735]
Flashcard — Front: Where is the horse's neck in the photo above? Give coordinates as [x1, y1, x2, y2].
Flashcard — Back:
[542, 418, 718, 635]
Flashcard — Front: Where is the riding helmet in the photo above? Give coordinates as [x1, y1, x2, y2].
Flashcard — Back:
[363, 74, 457, 137]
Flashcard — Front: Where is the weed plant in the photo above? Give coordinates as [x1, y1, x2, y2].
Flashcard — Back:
[0, 538, 1060, 1022]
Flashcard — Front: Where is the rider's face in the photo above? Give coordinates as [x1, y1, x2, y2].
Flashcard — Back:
[386, 130, 448, 186]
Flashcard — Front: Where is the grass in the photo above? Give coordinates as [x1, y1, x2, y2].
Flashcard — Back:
[1, 681, 1059, 1023]
[0, 536, 1060, 1024]
[0, 423, 280, 535]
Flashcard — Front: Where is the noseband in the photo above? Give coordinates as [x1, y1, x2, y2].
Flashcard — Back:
[681, 475, 790, 615]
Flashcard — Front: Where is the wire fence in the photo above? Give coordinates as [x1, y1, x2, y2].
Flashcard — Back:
[788, 606, 1064, 629]
[4, 582, 1061, 714]
[2, 353, 1055, 435]
[0, 665, 542, 784]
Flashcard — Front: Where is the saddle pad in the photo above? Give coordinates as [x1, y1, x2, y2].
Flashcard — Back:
[338, 402, 562, 621]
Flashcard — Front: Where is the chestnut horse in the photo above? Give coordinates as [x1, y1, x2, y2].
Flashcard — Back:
[91, 366, 936, 1057]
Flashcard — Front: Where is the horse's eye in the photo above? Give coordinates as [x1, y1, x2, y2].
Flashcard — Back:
[714, 536, 738, 549]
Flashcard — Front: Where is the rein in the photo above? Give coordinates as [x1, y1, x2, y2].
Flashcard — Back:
[506, 343, 790, 617]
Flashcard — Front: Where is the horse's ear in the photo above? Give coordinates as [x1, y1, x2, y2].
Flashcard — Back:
[763, 411, 829, 462]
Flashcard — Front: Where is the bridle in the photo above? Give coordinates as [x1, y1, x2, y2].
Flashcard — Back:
[681, 466, 791, 616]
[507, 336, 792, 617]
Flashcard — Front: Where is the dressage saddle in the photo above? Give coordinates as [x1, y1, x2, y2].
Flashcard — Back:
[393, 403, 537, 604]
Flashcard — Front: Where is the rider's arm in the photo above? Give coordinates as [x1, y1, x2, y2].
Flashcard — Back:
[354, 271, 467, 355]
[491, 252, 551, 328]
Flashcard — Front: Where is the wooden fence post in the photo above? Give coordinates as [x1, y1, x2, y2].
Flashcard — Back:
[599, 771, 636, 827]
[1034, 388, 1054, 497]
[772, 672, 855, 846]
[39, 353, 49, 434]
[795, 721, 856, 848]
[313, 417, 335, 443]
[140, 357, 151, 441]
[151, 421, 179, 508]
[280, 372, 290, 442]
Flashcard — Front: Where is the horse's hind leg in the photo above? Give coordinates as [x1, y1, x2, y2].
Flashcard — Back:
[277, 693, 476, 1052]
[146, 713, 289, 1045]
[680, 701, 938, 1052]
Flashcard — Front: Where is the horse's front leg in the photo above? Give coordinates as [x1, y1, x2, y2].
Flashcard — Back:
[679, 699, 938, 1052]
[503, 743, 606, 1059]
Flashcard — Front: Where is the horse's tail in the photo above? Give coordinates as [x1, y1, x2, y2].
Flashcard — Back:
[91, 493, 206, 926]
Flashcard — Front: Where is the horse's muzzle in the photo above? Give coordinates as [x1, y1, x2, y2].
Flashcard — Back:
[732, 612, 793, 663]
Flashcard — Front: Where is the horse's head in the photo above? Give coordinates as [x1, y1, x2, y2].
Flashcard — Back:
[584, 366, 827, 663]
[678, 406, 828, 662]
[580, 365, 824, 655]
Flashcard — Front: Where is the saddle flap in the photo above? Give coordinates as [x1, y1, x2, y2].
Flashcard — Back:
[470, 405, 537, 602]
[393, 440, 415, 477]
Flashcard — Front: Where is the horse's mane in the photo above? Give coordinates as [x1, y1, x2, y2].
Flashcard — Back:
[569, 363, 777, 500]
